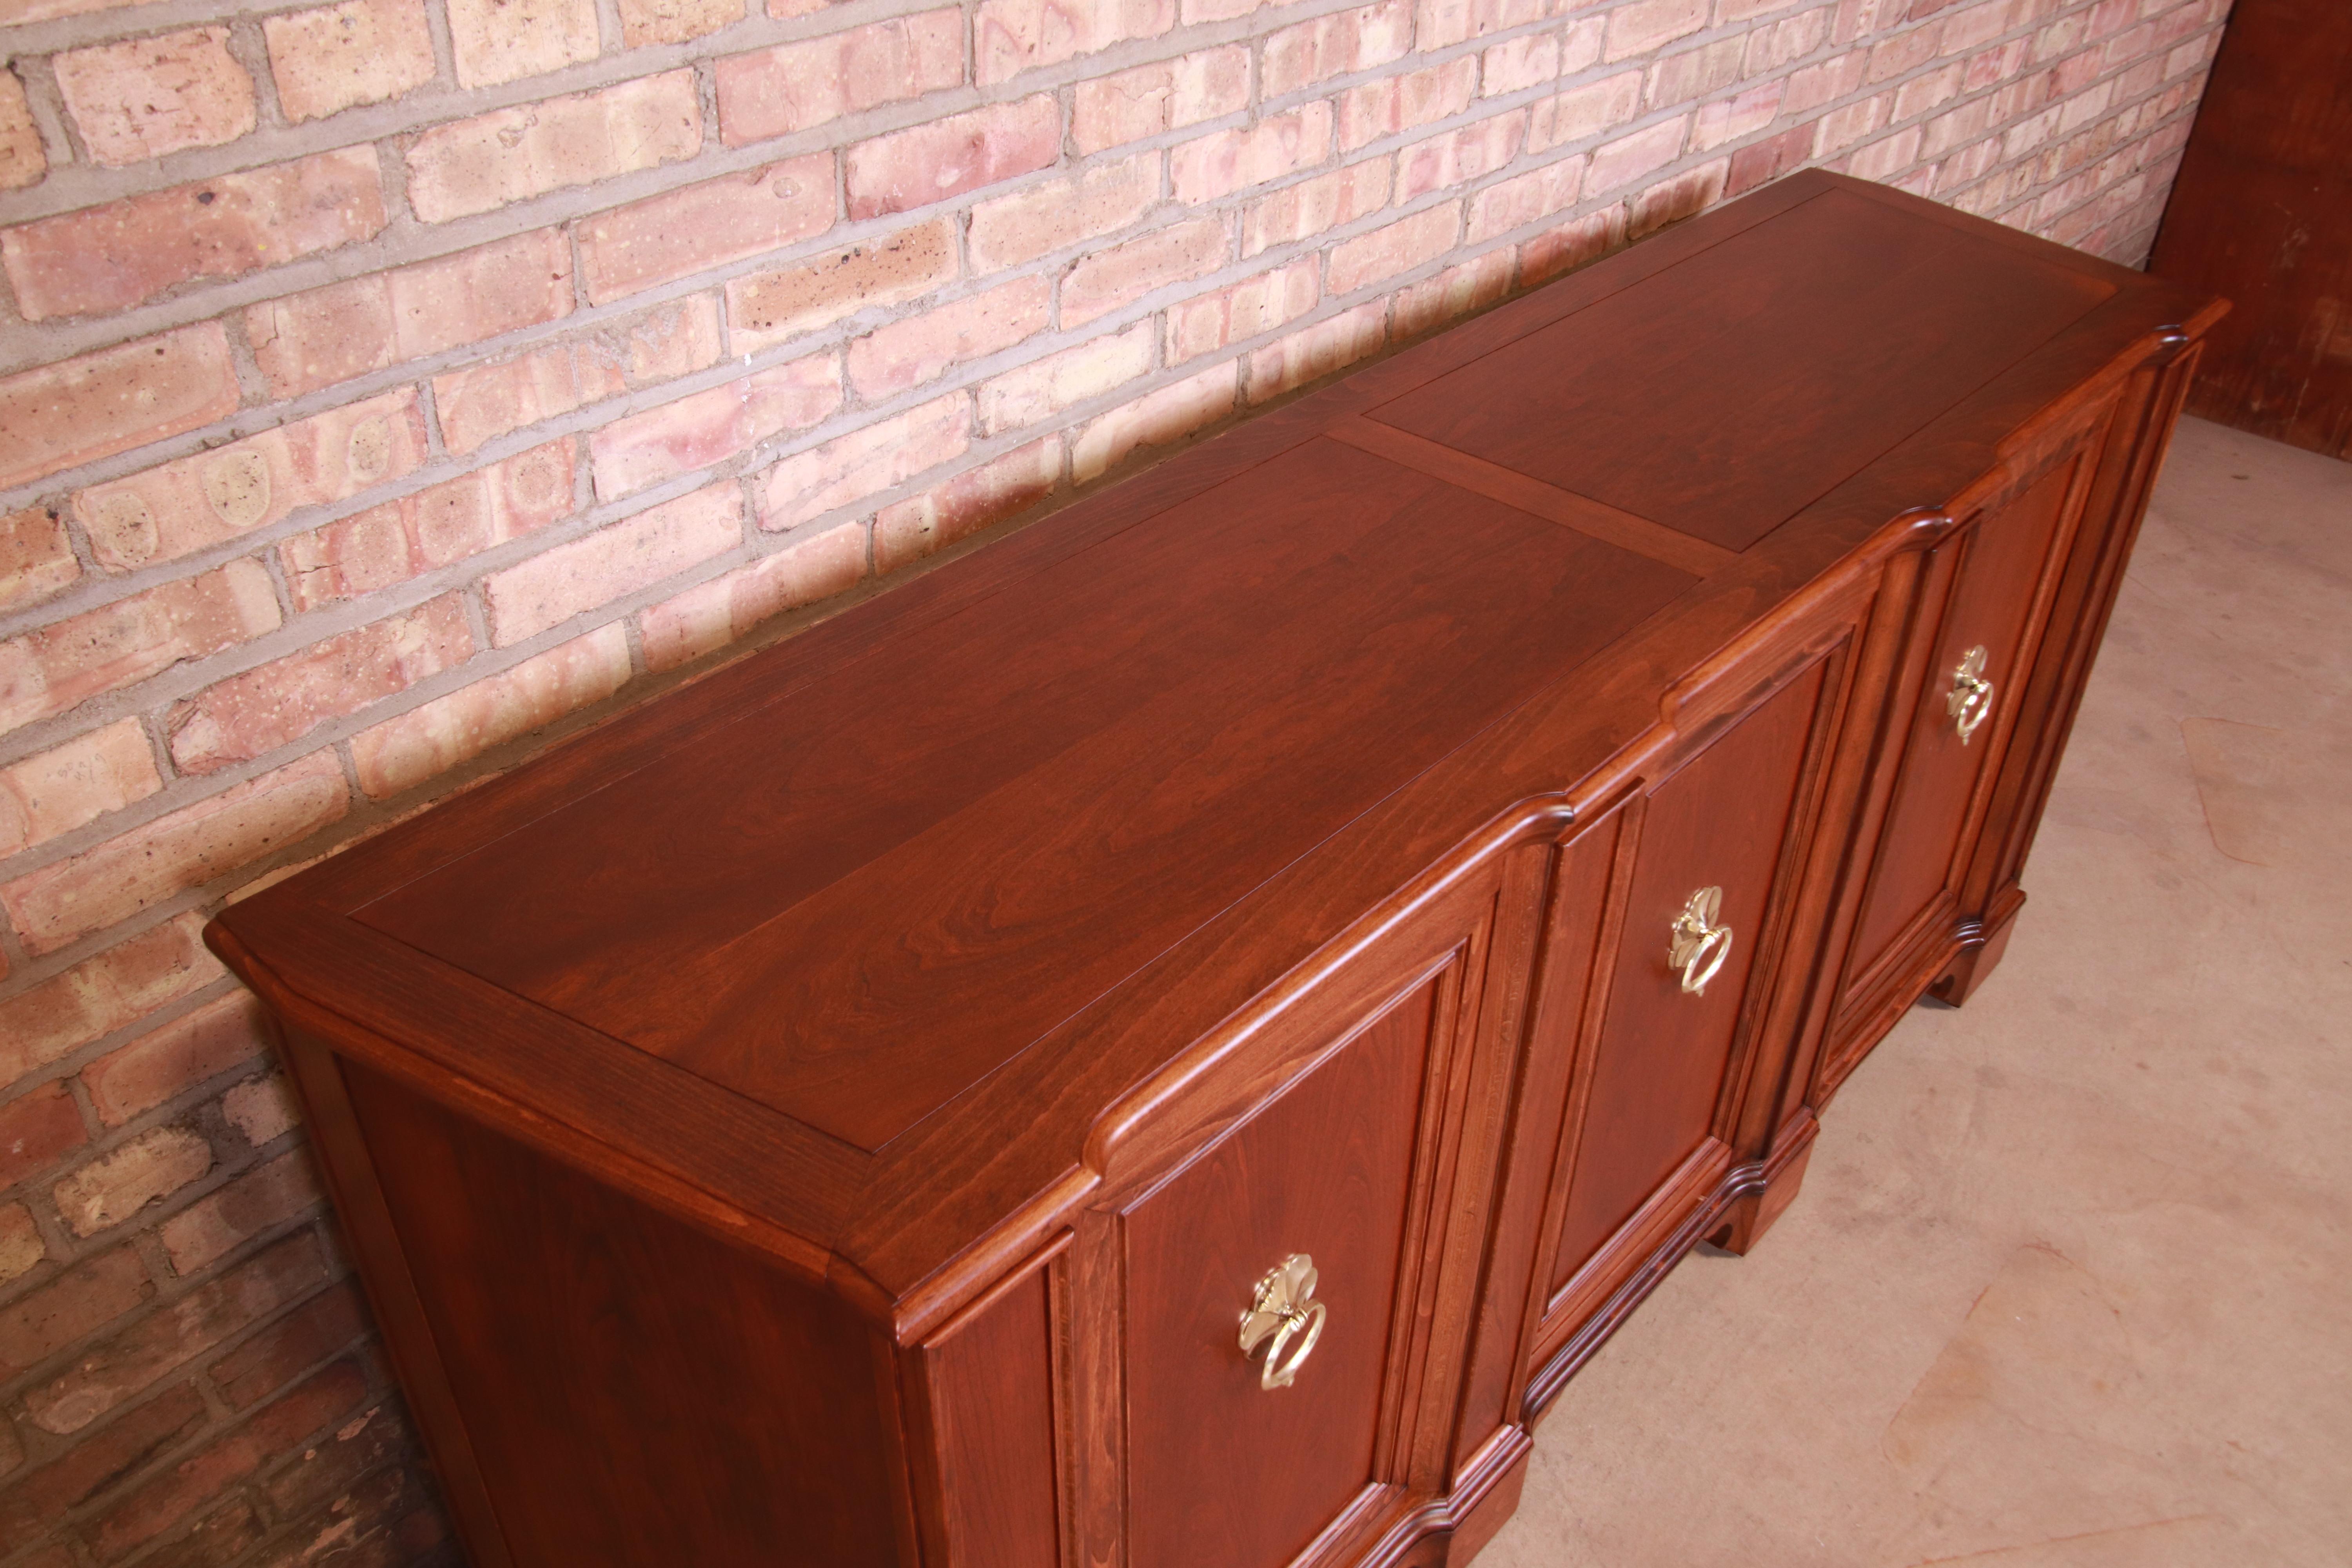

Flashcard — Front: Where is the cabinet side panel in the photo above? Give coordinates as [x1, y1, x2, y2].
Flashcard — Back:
[338, 1060, 903, 1568]
[922, 1263, 1062, 1568]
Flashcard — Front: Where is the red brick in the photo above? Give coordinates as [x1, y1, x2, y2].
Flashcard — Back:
[0, 324, 240, 492]
[976, 321, 1153, 434]
[246, 229, 574, 399]
[1326, 204, 1457, 294]
[1071, 45, 1248, 153]
[1166, 258, 1319, 363]
[82, 993, 269, 1129]
[436, 300, 719, 452]
[969, 153, 1156, 272]
[1586, 114, 1690, 195]
[1526, 70, 1643, 154]
[588, 353, 842, 498]
[619, 0, 744, 46]
[1519, 202, 1625, 286]
[1245, 300, 1385, 405]
[208, 1282, 367, 1411]
[89, 1357, 365, 1562]
[874, 436, 1057, 573]
[640, 522, 866, 670]
[1171, 104, 1332, 204]
[139, 1499, 264, 1568]
[1466, 154, 1585, 242]
[975, 0, 1176, 86]
[0, 1382, 203, 1543]
[1336, 56, 1477, 152]
[2, 68, 46, 191]
[760, 393, 969, 531]
[167, 595, 475, 775]
[1061, 218, 1228, 328]
[281, 439, 577, 608]
[0, 916, 223, 1085]
[0, 1082, 87, 1190]
[0, 1249, 154, 1383]
[1, 753, 348, 956]
[717, 11, 962, 145]
[407, 71, 702, 224]
[161, 1147, 321, 1274]
[0, 720, 163, 860]
[50, 1125, 213, 1243]
[1417, 0, 1544, 49]
[486, 484, 740, 645]
[1240, 162, 1391, 257]
[221, 1074, 300, 1147]
[845, 95, 1060, 221]
[263, 0, 436, 123]
[1397, 113, 1527, 203]
[1, 1199, 45, 1282]
[349, 624, 631, 798]
[54, 28, 255, 168]
[578, 158, 831, 305]
[1727, 121, 1815, 195]
[726, 220, 958, 355]
[445, 0, 599, 89]
[2, 506, 80, 612]
[1069, 361, 1235, 481]
[1261, 0, 1411, 97]
[0, 560, 281, 741]
[74, 388, 428, 573]
[2, 149, 382, 323]
[846, 276, 1051, 400]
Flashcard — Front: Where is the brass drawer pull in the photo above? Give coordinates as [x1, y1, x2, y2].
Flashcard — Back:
[1947, 645, 1994, 745]
[1668, 886, 1733, 996]
[1238, 1254, 1327, 1391]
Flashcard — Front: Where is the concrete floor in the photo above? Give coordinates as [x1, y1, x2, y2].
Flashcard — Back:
[1481, 417, 2352, 1568]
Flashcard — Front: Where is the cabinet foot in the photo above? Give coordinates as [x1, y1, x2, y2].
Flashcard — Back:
[1707, 1138, 1814, 1256]
[1930, 888, 2025, 1005]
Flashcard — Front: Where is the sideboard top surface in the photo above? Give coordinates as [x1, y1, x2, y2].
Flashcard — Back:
[212, 172, 2219, 1300]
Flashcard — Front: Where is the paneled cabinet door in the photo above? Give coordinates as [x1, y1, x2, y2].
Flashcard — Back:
[1076, 849, 1546, 1568]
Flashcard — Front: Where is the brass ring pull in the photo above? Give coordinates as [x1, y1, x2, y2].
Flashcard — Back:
[1238, 1254, 1326, 1391]
[1947, 645, 1994, 746]
[1668, 886, 1733, 996]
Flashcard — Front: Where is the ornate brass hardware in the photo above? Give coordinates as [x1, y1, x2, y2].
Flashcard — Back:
[1667, 886, 1733, 996]
[1947, 644, 1994, 746]
[1238, 1254, 1327, 1391]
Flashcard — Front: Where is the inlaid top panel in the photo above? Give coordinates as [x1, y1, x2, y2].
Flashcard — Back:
[1367, 186, 2116, 552]
[354, 437, 1694, 1152]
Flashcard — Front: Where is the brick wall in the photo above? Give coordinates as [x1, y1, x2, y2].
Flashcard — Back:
[0, 0, 2228, 1561]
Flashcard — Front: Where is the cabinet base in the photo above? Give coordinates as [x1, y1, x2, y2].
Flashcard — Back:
[1707, 1131, 1816, 1256]
[1930, 886, 2026, 1006]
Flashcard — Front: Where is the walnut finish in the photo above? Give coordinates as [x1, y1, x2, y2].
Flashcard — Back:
[207, 173, 2221, 1568]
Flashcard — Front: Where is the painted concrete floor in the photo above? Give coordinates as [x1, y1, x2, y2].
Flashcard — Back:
[1479, 417, 2352, 1568]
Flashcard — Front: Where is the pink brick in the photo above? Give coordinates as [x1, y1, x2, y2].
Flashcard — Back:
[1244, 301, 1385, 404]
[160, 1147, 319, 1274]
[717, 12, 962, 145]
[1072, 47, 1248, 153]
[445, 0, 599, 89]
[976, 0, 1177, 86]
[50, 1127, 212, 1240]
[82, 992, 270, 1128]
[1626, 156, 1727, 237]
[487, 485, 739, 645]
[1325, 204, 1457, 294]
[1693, 80, 1786, 151]
[846, 277, 1051, 400]
[977, 321, 1154, 434]
[1746, 6, 1831, 74]
[619, 0, 745, 46]
[1, 753, 347, 955]
[969, 153, 1157, 272]
[1417, 0, 1544, 51]
[1604, 0, 1706, 59]
[1182, 0, 1276, 20]
[1586, 114, 1690, 194]
[1336, 57, 1478, 152]
[1784, 49, 1868, 114]
[1647, 36, 1745, 107]
[434, 299, 720, 453]
[1061, 219, 1228, 327]
[1166, 258, 1319, 363]
[0, 324, 240, 492]
[0, 1083, 85, 1191]
[0, 561, 281, 741]
[1727, 122, 1815, 195]
[1893, 61, 1965, 121]
[726, 220, 958, 355]
[1526, 70, 1643, 153]
[1397, 112, 1527, 203]
[264, 0, 437, 123]
[1845, 123, 1925, 180]
[1869, 20, 1944, 80]
[2, 149, 383, 323]
[74, 388, 427, 574]
[0, 720, 162, 859]
[760, 393, 970, 531]
[1466, 153, 1585, 242]
[1394, 247, 1513, 338]
[873, 436, 1058, 573]
[1483, 31, 1563, 97]
[2, 69, 47, 191]
[1821, 93, 1893, 155]
[2, 506, 81, 613]
[247, 229, 575, 398]
[846, 96, 1060, 221]
[1241, 162, 1391, 257]
[407, 71, 702, 223]
[579, 157, 833, 305]
[0, 916, 221, 1084]
[281, 439, 577, 608]
[588, 353, 842, 498]
[1261, 1, 1411, 97]
[350, 624, 631, 798]
[639, 521, 866, 670]
[1171, 104, 1333, 204]
[53, 27, 255, 168]
[1070, 361, 1235, 481]
[167, 595, 475, 774]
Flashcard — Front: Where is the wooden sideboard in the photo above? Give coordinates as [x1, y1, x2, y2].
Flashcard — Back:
[208, 172, 2221, 1568]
